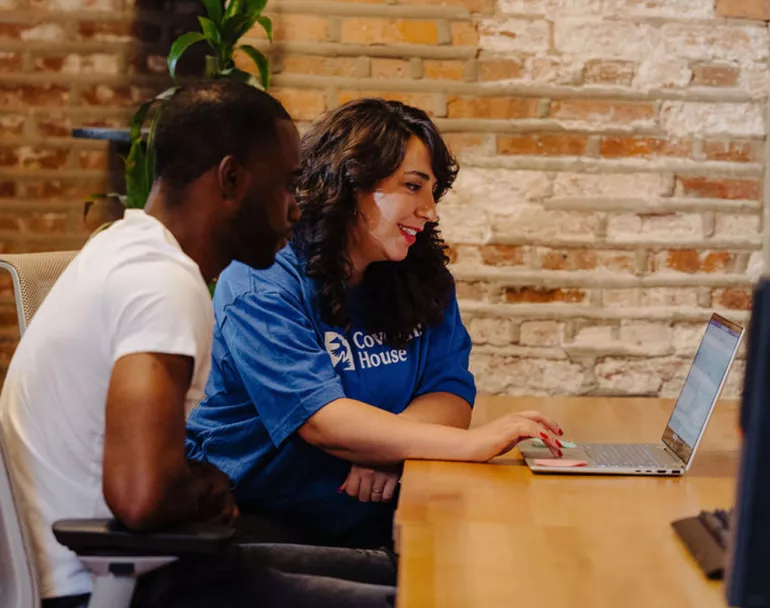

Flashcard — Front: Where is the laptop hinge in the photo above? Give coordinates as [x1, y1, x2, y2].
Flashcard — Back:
[662, 443, 687, 468]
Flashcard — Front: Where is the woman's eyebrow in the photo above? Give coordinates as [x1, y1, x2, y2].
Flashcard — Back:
[404, 170, 433, 181]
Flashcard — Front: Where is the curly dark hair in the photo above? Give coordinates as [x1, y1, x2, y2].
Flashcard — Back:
[292, 98, 459, 347]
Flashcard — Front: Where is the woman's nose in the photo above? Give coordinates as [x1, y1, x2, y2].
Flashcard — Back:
[417, 194, 438, 222]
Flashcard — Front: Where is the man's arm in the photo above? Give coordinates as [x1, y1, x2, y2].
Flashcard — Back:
[102, 352, 236, 531]
[398, 392, 472, 429]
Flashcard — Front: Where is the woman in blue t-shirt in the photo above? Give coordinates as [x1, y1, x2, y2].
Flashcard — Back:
[186, 98, 565, 548]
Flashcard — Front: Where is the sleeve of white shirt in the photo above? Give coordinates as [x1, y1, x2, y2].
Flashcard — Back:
[104, 259, 213, 366]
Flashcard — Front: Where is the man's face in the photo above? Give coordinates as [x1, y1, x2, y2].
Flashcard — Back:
[230, 119, 300, 270]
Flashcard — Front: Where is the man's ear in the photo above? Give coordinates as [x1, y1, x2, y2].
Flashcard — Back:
[217, 155, 248, 205]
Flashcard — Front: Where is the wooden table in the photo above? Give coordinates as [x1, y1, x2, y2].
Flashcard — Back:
[394, 396, 740, 608]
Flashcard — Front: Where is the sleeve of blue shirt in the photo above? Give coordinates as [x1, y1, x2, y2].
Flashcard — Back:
[413, 290, 477, 406]
[220, 289, 346, 448]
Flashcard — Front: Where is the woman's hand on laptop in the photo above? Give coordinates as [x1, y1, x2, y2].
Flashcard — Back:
[467, 411, 564, 461]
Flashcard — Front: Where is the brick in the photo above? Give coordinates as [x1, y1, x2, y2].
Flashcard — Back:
[423, 60, 466, 80]
[25, 212, 68, 234]
[370, 58, 410, 79]
[17, 146, 69, 169]
[451, 21, 478, 46]
[77, 21, 148, 42]
[20, 23, 67, 42]
[478, 59, 522, 81]
[277, 55, 359, 78]
[399, 0, 495, 12]
[520, 321, 562, 347]
[583, 60, 635, 86]
[0, 52, 20, 73]
[468, 317, 516, 346]
[442, 133, 494, 156]
[607, 213, 703, 241]
[523, 56, 582, 85]
[81, 85, 143, 107]
[271, 89, 326, 121]
[340, 18, 438, 45]
[691, 62, 740, 87]
[250, 14, 326, 42]
[0, 181, 16, 197]
[654, 250, 735, 274]
[499, 0, 602, 15]
[539, 248, 596, 270]
[0, 148, 17, 167]
[498, 134, 588, 156]
[479, 18, 549, 54]
[635, 59, 692, 90]
[447, 96, 538, 119]
[34, 53, 121, 75]
[661, 24, 769, 63]
[595, 358, 684, 395]
[476, 357, 586, 396]
[32, 0, 113, 7]
[713, 213, 761, 237]
[24, 178, 109, 200]
[675, 176, 761, 200]
[550, 99, 656, 126]
[479, 244, 525, 266]
[712, 288, 753, 310]
[36, 115, 72, 137]
[716, 0, 770, 20]
[0, 114, 24, 136]
[600, 137, 692, 159]
[553, 173, 666, 198]
[79, 149, 109, 170]
[456, 280, 486, 300]
[504, 287, 585, 304]
[597, 251, 637, 273]
[555, 20, 659, 62]
[604, 0, 714, 19]
[0, 85, 68, 107]
[702, 140, 756, 163]
[495, 207, 603, 239]
[661, 102, 764, 138]
[619, 320, 672, 352]
[337, 91, 437, 115]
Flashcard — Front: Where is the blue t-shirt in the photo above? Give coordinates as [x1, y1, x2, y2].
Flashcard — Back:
[185, 245, 476, 537]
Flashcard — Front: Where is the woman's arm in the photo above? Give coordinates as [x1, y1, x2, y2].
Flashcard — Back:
[398, 392, 472, 429]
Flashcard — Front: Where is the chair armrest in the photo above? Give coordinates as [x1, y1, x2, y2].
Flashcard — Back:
[52, 518, 234, 556]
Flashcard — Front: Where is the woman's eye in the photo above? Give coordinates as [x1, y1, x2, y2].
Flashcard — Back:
[406, 183, 422, 192]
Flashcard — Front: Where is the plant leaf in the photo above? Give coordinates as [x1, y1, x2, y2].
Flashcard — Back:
[253, 15, 272, 43]
[224, 0, 245, 21]
[198, 16, 221, 44]
[222, 14, 253, 46]
[201, 0, 223, 25]
[129, 98, 153, 142]
[245, 0, 268, 21]
[167, 31, 207, 80]
[239, 44, 270, 88]
[226, 67, 264, 89]
[124, 141, 150, 209]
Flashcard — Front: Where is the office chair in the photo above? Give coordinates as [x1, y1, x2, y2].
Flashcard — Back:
[0, 252, 233, 608]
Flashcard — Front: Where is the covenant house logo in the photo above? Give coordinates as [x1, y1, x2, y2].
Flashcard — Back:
[324, 328, 421, 371]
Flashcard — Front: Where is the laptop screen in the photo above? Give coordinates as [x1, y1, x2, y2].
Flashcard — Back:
[662, 314, 743, 464]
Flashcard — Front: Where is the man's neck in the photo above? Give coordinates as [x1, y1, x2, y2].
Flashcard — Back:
[144, 185, 224, 282]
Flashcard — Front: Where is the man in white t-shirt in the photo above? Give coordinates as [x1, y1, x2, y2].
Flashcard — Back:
[0, 80, 395, 608]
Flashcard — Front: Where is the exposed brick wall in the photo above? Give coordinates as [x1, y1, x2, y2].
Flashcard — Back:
[1, 0, 768, 399]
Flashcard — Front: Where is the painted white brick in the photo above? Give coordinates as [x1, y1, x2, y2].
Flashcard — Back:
[570, 324, 616, 347]
[522, 56, 583, 85]
[554, 19, 659, 61]
[478, 18, 551, 55]
[639, 288, 700, 307]
[491, 206, 603, 238]
[602, 289, 638, 307]
[473, 356, 586, 395]
[747, 252, 763, 282]
[738, 63, 770, 99]
[713, 214, 761, 238]
[619, 320, 672, 354]
[438, 205, 490, 244]
[499, 0, 602, 16]
[48, 0, 113, 8]
[553, 173, 667, 199]
[660, 102, 765, 138]
[660, 24, 770, 63]
[61, 54, 121, 74]
[602, 0, 714, 19]
[634, 58, 692, 91]
[595, 357, 687, 395]
[468, 317, 517, 346]
[672, 323, 706, 356]
[520, 321, 563, 346]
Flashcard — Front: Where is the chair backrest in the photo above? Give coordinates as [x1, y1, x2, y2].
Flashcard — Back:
[0, 251, 77, 607]
[0, 251, 78, 335]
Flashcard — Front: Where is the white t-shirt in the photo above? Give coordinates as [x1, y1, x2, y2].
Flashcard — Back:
[0, 209, 214, 599]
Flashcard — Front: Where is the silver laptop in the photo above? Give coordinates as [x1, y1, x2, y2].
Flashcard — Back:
[522, 313, 744, 476]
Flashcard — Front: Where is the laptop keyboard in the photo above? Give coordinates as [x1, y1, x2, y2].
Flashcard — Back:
[582, 444, 672, 468]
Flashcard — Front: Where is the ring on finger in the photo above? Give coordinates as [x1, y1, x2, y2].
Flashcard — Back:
[372, 488, 384, 494]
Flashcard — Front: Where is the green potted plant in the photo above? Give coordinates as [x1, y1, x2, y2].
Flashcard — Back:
[87, 0, 273, 221]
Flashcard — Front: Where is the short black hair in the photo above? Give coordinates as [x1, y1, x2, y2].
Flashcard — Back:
[153, 79, 291, 198]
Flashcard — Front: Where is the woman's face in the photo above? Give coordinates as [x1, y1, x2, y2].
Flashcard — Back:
[350, 135, 438, 268]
